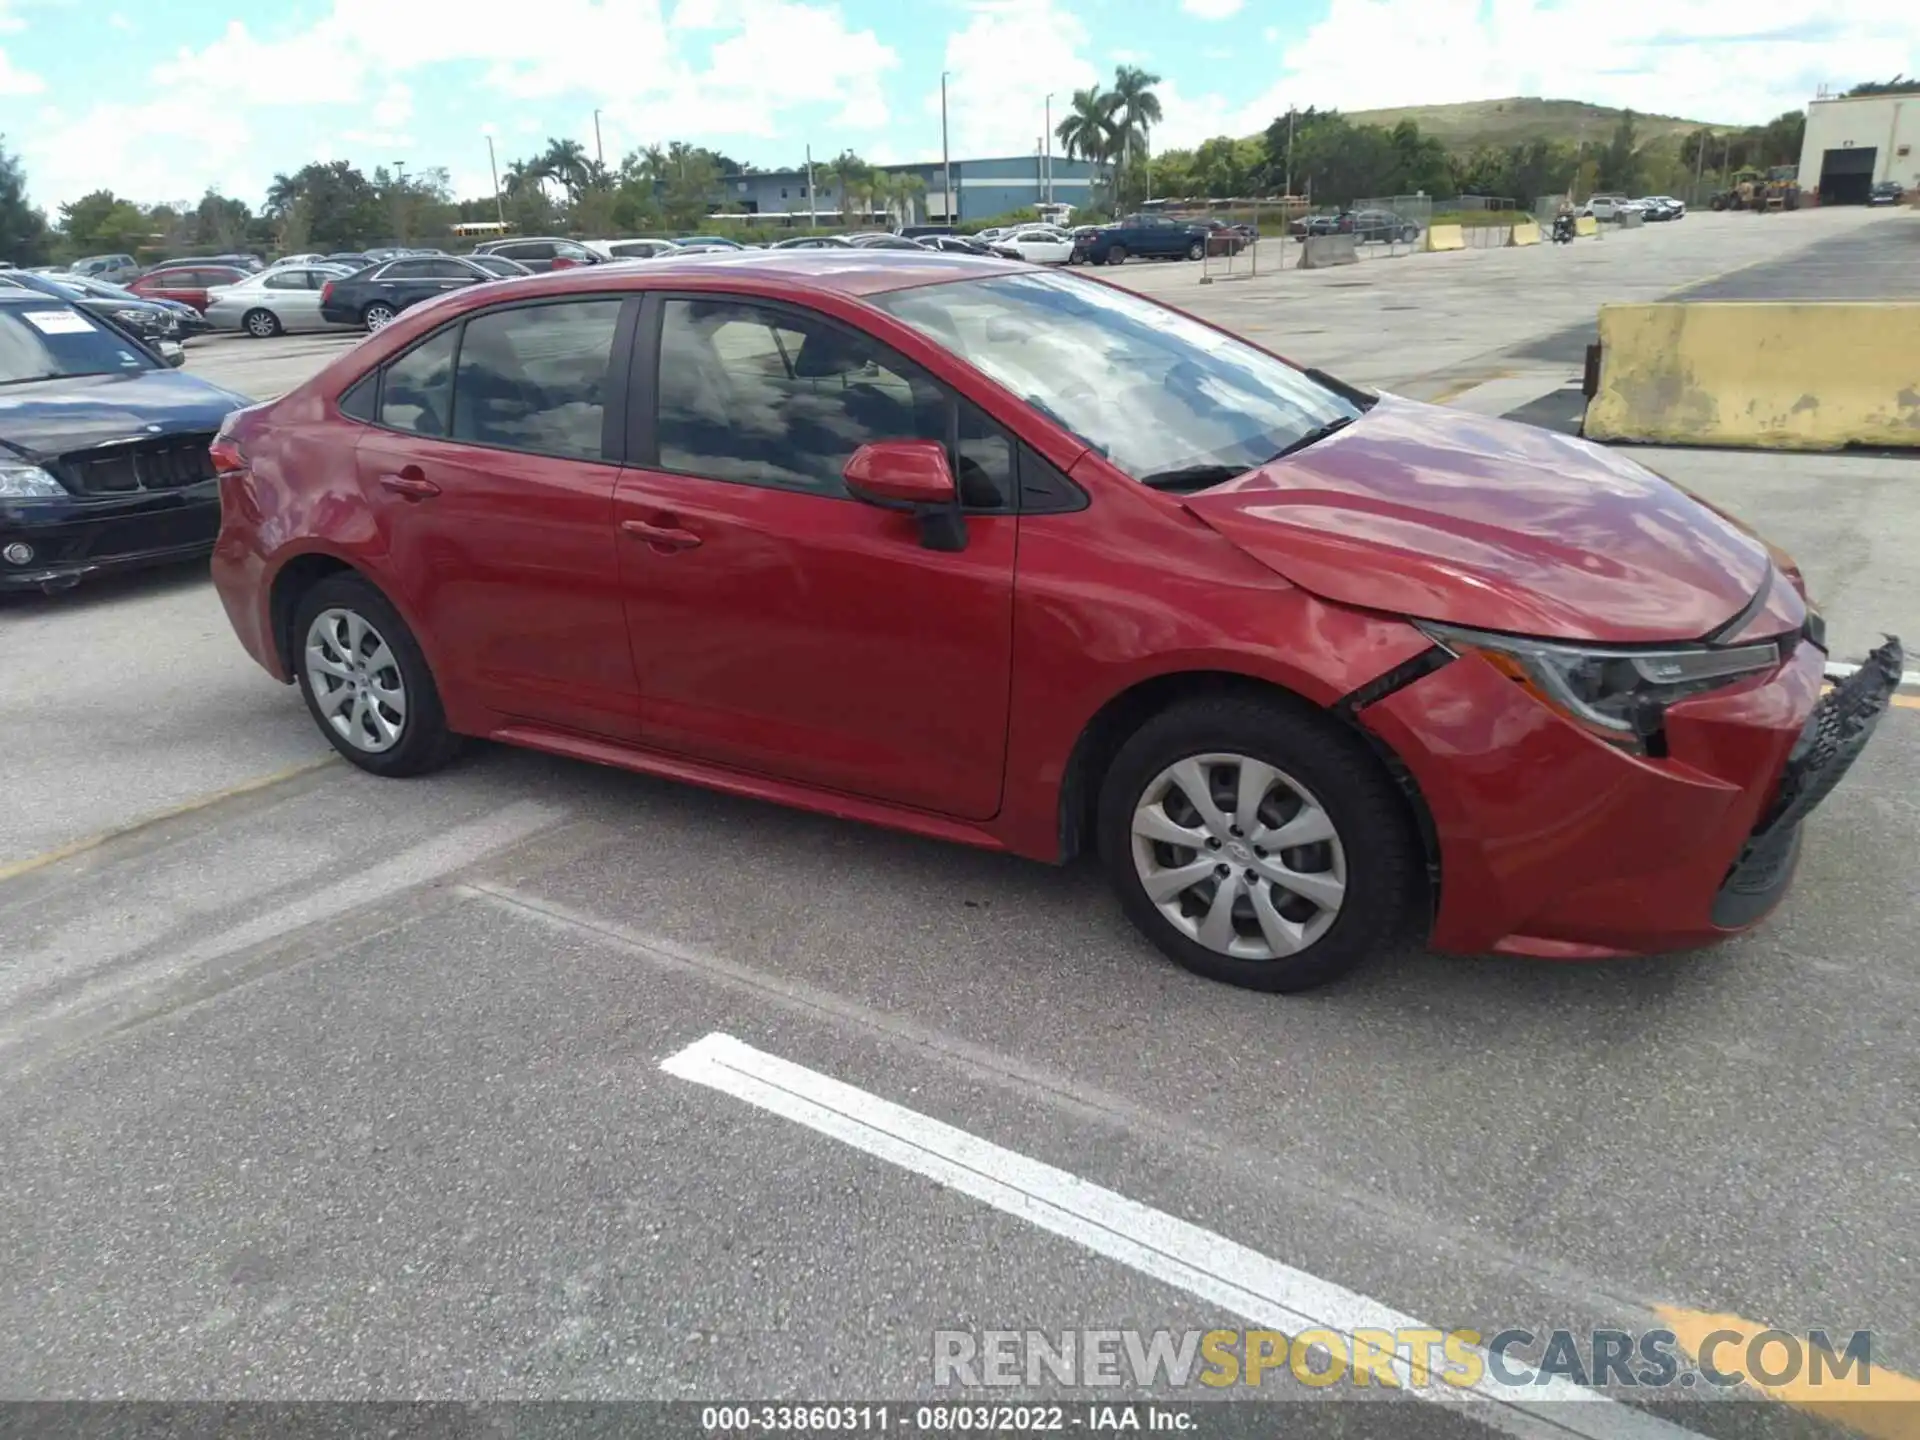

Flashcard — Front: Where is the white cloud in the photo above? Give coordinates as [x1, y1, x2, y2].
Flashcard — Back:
[1244, 0, 1920, 126]
[1181, 0, 1244, 17]
[0, 47, 40, 94]
[1151, 80, 1245, 151]
[933, 0, 1100, 160]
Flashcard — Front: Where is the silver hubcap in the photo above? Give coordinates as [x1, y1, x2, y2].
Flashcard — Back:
[366, 307, 394, 330]
[304, 608, 407, 754]
[1131, 753, 1346, 961]
[247, 312, 274, 336]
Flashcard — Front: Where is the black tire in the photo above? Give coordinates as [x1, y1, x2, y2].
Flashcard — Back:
[1096, 694, 1419, 993]
[362, 302, 398, 332]
[1186, 240, 1205, 261]
[242, 308, 282, 339]
[292, 572, 461, 778]
[1401, 226, 1418, 243]
[1106, 244, 1128, 266]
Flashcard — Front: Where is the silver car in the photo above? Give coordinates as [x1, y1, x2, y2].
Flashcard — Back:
[203, 265, 356, 338]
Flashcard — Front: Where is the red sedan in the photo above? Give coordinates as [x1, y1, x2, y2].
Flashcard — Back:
[129, 263, 250, 313]
[208, 252, 1901, 992]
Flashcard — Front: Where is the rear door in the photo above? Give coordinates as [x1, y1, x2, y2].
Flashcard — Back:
[349, 294, 642, 739]
[614, 293, 1018, 820]
[261, 268, 325, 329]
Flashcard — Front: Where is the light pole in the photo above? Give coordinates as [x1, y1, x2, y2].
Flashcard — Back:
[1043, 92, 1053, 208]
[593, 109, 604, 168]
[484, 128, 504, 228]
[393, 160, 406, 243]
[940, 70, 952, 226]
[806, 143, 816, 230]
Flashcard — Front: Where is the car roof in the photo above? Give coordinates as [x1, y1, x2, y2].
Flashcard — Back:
[424, 247, 1026, 300]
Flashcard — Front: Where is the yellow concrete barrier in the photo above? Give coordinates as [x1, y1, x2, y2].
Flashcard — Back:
[1509, 220, 1541, 247]
[1574, 215, 1599, 238]
[1424, 223, 1465, 252]
[1583, 302, 1920, 450]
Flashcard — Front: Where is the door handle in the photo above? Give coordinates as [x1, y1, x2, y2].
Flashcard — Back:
[621, 517, 703, 551]
[379, 466, 440, 500]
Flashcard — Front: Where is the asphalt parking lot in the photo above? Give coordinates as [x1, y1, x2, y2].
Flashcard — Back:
[4, 208, 1918, 1435]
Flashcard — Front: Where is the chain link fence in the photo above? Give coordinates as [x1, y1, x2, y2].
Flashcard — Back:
[1347, 195, 1431, 258]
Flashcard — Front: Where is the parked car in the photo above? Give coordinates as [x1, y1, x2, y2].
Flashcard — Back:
[0, 268, 184, 345]
[56, 272, 214, 337]
[669, 243, 741, 256]
[466, 254, 534, 279]
[208, 252, 1898, 992]
[1346, 209, 1421, 243]
[71, 253, 140, 284]
[1075, 213, 1224, 265]
[318, 254, 510, 332]
[324, 252, 373, 270]
[770, 235, 856, 249]
[128, 263, 252, 313]
[265, 253, 330, 270]
[0, 291, 248, 593]
[1288, 212, 1346, 239]
[849, 235, 929, 251]
[203, 264, 362, 337]
[1869, 180, 1905, 206]
[997, 226, 1075, 264]
[1635, 196, 1686, 221]
[472, 237, 603, 272]
[917, 235, 1007, 258]
[1581, 195, 1638, 222]
[587, 238, 683, 260]
[674, 235, 746, 250]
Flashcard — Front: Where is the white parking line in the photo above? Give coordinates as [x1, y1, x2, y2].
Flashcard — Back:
[662, 1032, 1700, 1440]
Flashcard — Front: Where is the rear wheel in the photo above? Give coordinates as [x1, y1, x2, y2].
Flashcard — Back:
[242, 308, 282, 338]
[1106, 244, 1128, 266]
[293, 573, 460, 778]
[1097, 695, 1418, 992]
[362, 302, 398, 332]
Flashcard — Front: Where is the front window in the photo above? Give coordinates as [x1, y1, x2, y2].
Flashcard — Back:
[0, 303, 156, 383]
[870, 271, 1361, 488]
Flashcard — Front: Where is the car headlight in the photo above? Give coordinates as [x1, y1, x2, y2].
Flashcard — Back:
[0, 463, 67, 499]
[112, 307, 153, 327]
[1418, 621, 1780, 749]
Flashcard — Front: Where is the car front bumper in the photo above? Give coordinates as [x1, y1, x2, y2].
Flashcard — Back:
[0, 485, 221, 590]
[1357, 634, 1903, 958]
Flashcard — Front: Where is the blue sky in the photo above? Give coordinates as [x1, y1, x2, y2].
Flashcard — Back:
[0, 0, 1910, 212]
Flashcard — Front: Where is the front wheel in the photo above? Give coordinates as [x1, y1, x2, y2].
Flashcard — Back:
[1097, 695, 1419, 992]
[1106, 244, 1128, 266]
[293, 573, 460, 777]
[362, 302, 398, 332]
[1186, 240, 1205, 261]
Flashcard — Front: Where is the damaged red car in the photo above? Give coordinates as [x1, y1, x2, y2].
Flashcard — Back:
[209, 252, 1902, 992]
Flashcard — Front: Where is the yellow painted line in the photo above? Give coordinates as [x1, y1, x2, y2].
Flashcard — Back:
[0, 756, 337, 884]
[1657, 1305, 1920, 1439]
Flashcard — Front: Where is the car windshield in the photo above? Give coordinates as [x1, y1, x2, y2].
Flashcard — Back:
[871, 271, 1362, 485]
[0, 303, 157, 383]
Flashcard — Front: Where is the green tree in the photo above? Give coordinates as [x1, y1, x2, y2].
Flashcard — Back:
[1846, 75, 1920, 97]
[193, 190, 253, 251]
[1597, 109, 1643, 194]
[265, 161, 382, 250]
[1150, 146, 1198, 198]
[1109, 64, 1163, 203]
[663, 149, 721, 229]
[58, 190, 150, 254]
[537, 137, 591, 202]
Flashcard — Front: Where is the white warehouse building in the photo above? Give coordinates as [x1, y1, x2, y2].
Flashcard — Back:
[1797, 92, 1918, 204]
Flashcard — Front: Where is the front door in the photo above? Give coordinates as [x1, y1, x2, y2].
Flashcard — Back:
[350, 295, 641, 740]
[614, 295, 1017, 821]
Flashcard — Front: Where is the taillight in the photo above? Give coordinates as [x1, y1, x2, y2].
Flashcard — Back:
[319, 281, 334, 305]
[210, 436, 247, 475]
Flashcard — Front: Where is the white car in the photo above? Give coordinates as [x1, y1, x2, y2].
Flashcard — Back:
[584, 238, 681, 261]
[999, 226, 1075, 264]
[203, 264, 358, 338]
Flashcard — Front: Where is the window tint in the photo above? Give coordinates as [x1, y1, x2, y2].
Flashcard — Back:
[338, 371, 378, 422]
[263, 271, 305, 290]
[424, 259, 476, 280]
[554, 243, 593, 261]
[379, 327, 458, 437]
[504, 242, 554, 261]
[655, 298, 1010, 508]
[380, 259, 434, 279]
[450, 300, 622, 460]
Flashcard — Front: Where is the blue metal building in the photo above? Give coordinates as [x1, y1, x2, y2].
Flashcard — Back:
[710, 154, 1103, 226]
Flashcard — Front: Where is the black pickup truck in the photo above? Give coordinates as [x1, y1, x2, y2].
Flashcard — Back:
[1074, 213, 1241, 266]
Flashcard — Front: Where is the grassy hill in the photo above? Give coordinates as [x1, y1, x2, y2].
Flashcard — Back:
[1342, 97, 1727, 149]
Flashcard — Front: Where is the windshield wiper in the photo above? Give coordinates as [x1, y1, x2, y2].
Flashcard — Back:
[1137, 463, 1250, 492]
[1272, 413, 1357, 459]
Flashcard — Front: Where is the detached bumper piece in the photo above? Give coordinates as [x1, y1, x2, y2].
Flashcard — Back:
[1714, 635, 1904, 927]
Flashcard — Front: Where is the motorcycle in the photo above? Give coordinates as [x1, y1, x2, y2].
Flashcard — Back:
[1551, 214, 1577, 245]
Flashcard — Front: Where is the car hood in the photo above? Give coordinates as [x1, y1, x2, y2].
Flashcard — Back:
[1181, 395, 1771, 644]
[0, 369, 252, 461]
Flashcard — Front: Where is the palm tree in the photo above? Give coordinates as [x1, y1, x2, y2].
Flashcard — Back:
[1109, 65, 1164, 200]
[537, 137, 591, 202]
[825, 150, 871, 222]
[1055, 87, 1115, 165]
[502, 159, 543, 197]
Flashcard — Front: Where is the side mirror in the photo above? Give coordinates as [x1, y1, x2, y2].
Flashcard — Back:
[842, 441, 966, 552]
[157, 340, 186, 368]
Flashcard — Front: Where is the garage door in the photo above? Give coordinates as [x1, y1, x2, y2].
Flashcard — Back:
[1818, 146, 1877, 205]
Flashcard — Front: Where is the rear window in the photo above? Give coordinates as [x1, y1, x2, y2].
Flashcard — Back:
[0, 303, 156, 382]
